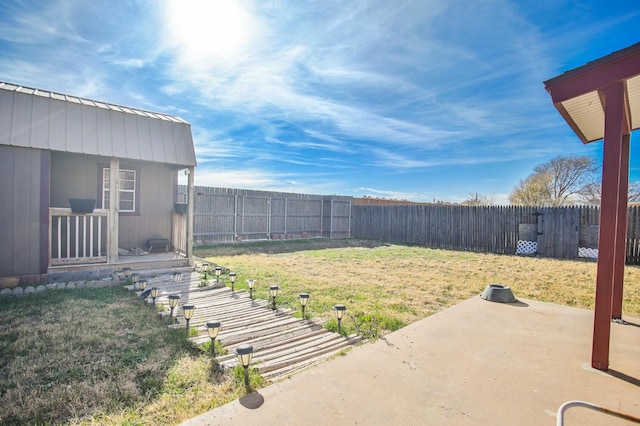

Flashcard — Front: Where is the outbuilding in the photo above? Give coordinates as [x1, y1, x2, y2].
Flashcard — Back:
[0, 81, 196, 284]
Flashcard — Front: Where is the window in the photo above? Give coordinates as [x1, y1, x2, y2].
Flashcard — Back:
[102, 168, 137, 213]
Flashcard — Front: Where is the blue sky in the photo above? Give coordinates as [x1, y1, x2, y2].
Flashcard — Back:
[0, 1, 638, 203]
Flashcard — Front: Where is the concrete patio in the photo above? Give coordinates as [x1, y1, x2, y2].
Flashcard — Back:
[183, 296, 640, 425]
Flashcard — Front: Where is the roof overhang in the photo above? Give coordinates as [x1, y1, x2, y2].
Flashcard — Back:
[544, 42, 640, 144]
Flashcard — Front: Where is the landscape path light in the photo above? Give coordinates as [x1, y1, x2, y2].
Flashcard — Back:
[122, 267, 132, 280]
[168, 294, 180, 320]
[334, 304, 347, 333]
[269, 285, 279, 311]
[139, 279, 147, 292]
[131, 273, 140, 287]
[229, 273, 237, 292]
[150, 287, 159, 306]
[235, 344, 254, 388]
[206, 320, 221, 357]
[215, 266, 222, 283]
[247, 279, 255, 299]
[183, 305, 195, 332]
[299, 293, 309, 319]
[201, 262, 210, 279]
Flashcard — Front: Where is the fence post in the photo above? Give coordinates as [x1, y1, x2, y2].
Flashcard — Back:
[284, 198, 288, 236]
[234, 194, 238, 239]
[348, 200, 352, 238]
[330, 197, 334, 239]
[268, 197, 272, 239]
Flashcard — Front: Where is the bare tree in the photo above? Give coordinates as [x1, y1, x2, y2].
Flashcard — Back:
[509, 155, 598, 206]
[578, 179, 640, 205]
[461, 193, 497, 206]
[509, 172, 553, 206]
[630, 181, 640, 204]
[577, 181, 601, 205]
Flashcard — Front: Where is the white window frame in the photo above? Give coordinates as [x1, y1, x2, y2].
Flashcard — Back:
[102, 168, 137, 213]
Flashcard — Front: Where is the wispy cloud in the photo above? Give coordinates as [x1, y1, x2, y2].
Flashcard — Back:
[157, 0, 566, 158]
[0, 0, 637, 201]
[0, 1, 89, 44]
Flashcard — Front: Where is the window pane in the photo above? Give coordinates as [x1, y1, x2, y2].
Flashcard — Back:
[121, 180, 135, 190]
[101, 167, 137, 213]
[102, 169, 109, 209]
[120, 200, 134, 211]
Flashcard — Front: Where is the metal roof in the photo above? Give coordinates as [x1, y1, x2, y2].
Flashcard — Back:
[0, 81, 197, 167]
[544, 42, 640, 144]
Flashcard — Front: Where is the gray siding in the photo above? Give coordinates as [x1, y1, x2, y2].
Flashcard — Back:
[0, 81, 196, 167]
[0, 145, 43, 277]
[50, 152, 176, 250]
[119, 164, 176, 249]
[50, 152, 101, 206]
[0, 81, 196, 278]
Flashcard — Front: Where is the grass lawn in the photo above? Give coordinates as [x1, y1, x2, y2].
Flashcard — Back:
[1, 239, 638, 424]
[196, 240, 640, 335]
[0, 286, 251, 425]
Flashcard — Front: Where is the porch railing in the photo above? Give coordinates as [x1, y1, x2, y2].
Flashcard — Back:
[172, 212, 187, 256]
[49, 208, 109, 266]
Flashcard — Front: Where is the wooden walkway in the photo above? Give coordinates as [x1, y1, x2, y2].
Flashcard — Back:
[135, 271, 362, 381]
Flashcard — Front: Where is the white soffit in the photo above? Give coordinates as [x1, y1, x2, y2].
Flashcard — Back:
[559, 74, 640, 144]
[561, 91, 603, 143]
[627, 74, 640, 132]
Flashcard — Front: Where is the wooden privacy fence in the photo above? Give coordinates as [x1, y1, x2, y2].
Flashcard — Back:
[351, 204, 640, 264]
[175, 185, 640, 263]
[178, 186, 352, 243]
[627, 206, 640, 264]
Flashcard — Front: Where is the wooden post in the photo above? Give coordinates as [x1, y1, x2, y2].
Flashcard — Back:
[611, 134, 631, 319]
[108, 158, 119, 264]
[592, 82, 628, 370]
[186, 166, 195, 265]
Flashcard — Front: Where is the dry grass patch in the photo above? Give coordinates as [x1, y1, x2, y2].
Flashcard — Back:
[197, 240, 640, 336]
[2, 239, 638, 424]
[0, 286, 250, 425]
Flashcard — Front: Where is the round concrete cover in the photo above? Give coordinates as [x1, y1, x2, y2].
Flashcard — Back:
[481, 284, 517, 303]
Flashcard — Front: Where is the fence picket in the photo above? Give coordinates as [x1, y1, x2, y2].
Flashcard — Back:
[179, 185, 640, 264]
[351, 204, 640, 264]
